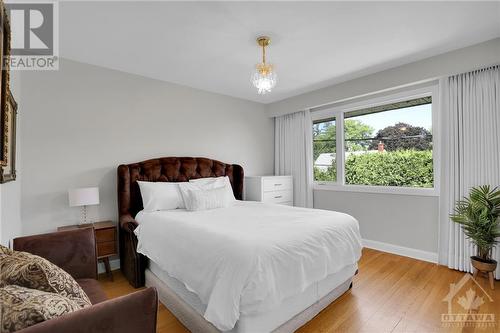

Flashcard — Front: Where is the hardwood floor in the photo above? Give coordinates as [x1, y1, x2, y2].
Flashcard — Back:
[98, 248, 500, 332]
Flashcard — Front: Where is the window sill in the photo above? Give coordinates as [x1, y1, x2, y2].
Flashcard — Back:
[313, 183, 439, 197]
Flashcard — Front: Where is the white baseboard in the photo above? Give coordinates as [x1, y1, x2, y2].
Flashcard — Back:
[97, 258, 120, 274]
[362, 239, 438, 264]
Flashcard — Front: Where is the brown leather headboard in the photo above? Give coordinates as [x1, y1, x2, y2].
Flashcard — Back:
[117, 157, 244, 219]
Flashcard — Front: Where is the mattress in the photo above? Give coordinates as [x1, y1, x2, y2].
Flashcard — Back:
[135, 201, 362, 330]
[148, 260, 357, 333]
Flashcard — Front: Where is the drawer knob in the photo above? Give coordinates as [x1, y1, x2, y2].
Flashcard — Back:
[274, 183, 282, 186]
[274, 195, 282, 199]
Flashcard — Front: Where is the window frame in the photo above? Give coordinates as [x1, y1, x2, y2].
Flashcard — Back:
[311, 85, 440, 197]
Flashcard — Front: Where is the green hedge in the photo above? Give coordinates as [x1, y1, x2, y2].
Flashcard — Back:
[314, 150, 433, 187]
[314, 161, 337, 181]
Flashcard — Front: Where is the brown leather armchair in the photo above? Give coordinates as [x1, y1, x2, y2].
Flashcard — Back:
[12, 228, 158, 333]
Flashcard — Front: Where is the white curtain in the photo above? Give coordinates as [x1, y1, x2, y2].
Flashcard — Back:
[439, 65, 500, 279]
[275, 110, 314, 208]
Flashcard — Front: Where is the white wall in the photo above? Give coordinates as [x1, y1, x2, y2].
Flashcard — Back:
[1, 173, 22, 245]
[314, 190, 439, 253]
[16, 58, 274, 238]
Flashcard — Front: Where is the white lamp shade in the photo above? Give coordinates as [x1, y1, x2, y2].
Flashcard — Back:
[68, 187, 100, 207]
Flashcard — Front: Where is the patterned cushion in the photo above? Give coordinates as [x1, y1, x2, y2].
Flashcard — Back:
[0, 245, 13, 287]
[0, 244, 12, 255]
[0, 285, 82, 333]
[0, 250, 91, 308]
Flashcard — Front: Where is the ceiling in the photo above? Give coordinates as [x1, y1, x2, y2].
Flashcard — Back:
[59, 1, 500, 104]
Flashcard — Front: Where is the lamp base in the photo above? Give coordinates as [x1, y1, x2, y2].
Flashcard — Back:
[80, 205, 90, 225]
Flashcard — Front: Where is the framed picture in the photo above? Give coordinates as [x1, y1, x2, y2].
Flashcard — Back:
[0, 0, 11, 167]
[0, 89, 16, 183]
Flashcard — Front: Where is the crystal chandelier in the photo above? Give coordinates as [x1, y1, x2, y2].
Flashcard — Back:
[251, 36, 277, 95]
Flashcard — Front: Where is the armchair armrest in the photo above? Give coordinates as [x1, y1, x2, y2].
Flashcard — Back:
[119, 213, 138, 231]
[17, 287, 158, 333]
[13, 228, 97, 280]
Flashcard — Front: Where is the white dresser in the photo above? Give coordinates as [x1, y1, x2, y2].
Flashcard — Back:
[244, 176, 293, 206]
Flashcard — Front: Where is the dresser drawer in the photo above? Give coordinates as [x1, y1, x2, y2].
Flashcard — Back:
[262, 190, 293, 203]
[95, 228, 115, 243]
[262, 177, 292, 192]
[97, 241, 116, 257]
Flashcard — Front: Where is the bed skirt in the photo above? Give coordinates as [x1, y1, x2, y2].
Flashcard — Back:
[145, 268, 353, 333]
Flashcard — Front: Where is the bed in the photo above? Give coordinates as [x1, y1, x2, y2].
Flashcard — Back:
[117, 157, 362, 333]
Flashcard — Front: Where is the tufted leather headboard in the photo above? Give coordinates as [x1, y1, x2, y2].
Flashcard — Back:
[117, 157, 244, 288]
[117, 157, 244, 219]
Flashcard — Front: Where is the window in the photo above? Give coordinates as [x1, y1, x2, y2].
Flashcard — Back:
[313, 118, 336, 181]
[312, 87, 437, 193]
[343, 97, 433, 187]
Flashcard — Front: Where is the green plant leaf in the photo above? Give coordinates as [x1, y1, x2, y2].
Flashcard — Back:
[450, 185, 500, 260]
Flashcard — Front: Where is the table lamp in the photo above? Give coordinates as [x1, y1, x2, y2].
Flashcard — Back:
[68, 187, 100, 225]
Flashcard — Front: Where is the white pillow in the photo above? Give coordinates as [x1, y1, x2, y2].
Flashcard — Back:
[189, 176, 236, 202]
[179, 182, 233, 211]
[137, 181, 185, 212]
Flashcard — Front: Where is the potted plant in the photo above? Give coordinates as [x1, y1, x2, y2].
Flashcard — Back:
[450, 185, 500, 278]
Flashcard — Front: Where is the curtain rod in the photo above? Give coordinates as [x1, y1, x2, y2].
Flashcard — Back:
[452, 64, 499, 77]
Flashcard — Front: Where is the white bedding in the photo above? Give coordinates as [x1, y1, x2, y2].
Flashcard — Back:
[134, 201, 362, 331]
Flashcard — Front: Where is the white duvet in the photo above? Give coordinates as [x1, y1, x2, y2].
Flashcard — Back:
[134, 201, 362, 331]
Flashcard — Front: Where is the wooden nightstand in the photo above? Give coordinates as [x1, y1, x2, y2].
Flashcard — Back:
[58, 221, 117, 280]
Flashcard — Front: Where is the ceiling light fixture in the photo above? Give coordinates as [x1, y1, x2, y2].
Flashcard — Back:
[251, 36, 277, 95]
